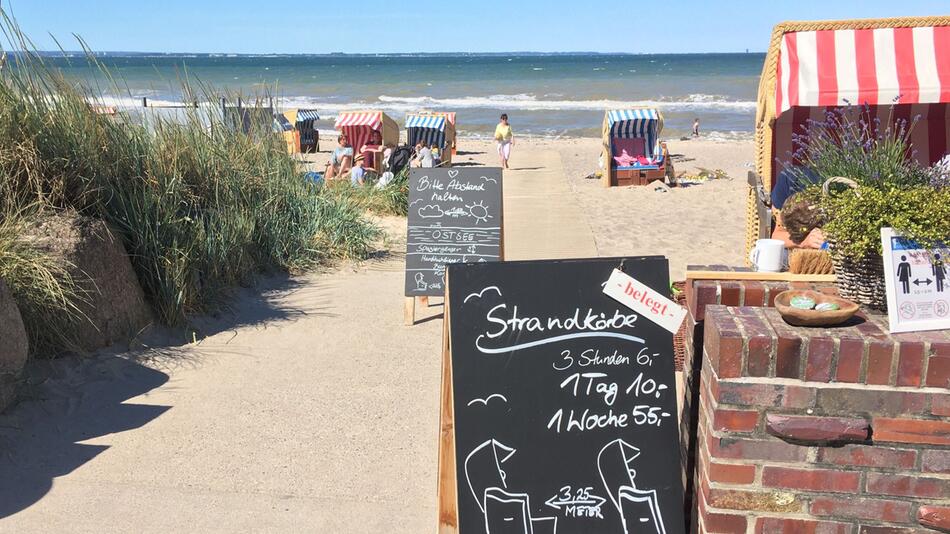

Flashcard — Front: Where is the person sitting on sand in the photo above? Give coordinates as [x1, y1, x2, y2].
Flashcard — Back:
[494, 114, 513, 169]
[431, 143, 441, 167]
[325, 135, 353, 179]
[360, 131, 382, 172]
[414, 142, 434, 168]
[350, 155, 367, 186]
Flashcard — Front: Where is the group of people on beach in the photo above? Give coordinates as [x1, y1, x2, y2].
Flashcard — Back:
[324, 113, 516, 183]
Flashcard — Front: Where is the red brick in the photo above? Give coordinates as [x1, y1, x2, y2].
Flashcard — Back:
[705, 313, 743, 379]
[858, 527, 925, 534]
[755, 517, 851, 534]
[689, 280, 719, 321]
[837, 338, 865, 383]
[896, 342, 925, 387]
[716, 381, 816, 409]
[713, 409, 759, 432]
[816, 389, 929, 417]
[747, 335, 772, 377]
[702, 509, 748, 532]
[922, 449, 950, 474]
[873, 417, 950, 446]
[708, 435, 809, 463]
[743, 282, 765, 307]
[720, 282, 741, 307]
[818, 444, 917, 470]
[766, 414, 869, 444]
[867, 341, 895, 385]
[810, 496, 912, 523]
[926, 352, 950, 388]
[805, 337, 835, 382]
[935, 395, 950, 417]
[708, 462, 756, 485]
[866, 472, 949, 498]
[775, 335, 803, 379]
[762, 466, 860, 493]
[918, 506, 950, 533]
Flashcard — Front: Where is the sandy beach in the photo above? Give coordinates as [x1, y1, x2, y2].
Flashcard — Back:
[306, 135, 754, 279]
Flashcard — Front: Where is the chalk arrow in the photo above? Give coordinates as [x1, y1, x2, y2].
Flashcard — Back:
[544, 493, 607, 510]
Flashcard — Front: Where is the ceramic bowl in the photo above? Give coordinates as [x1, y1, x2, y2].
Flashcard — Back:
[773, 290, 860, 327]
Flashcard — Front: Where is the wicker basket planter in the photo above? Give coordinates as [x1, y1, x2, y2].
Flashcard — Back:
[828, 243, 888, 311]
[821, 178, 889, 311]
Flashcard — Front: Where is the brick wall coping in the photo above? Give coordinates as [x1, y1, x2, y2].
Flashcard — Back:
[704, 305, 950, 389]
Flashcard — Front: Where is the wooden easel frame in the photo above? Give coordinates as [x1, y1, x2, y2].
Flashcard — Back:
[404, 295, 431, 326]
[436, 273, 459, 532]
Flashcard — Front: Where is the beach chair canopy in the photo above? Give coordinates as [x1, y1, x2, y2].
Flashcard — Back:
[405, 112, 456, 150]
[334, 110, 399, 150]
[273, 113, 293, 132]
[296, 109, 320, 123]
[603, 108, 664, 159]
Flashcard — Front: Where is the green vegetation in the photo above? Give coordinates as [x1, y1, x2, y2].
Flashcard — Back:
[788, 105, 949, 259]
[0, 14, 382, 328]
[0, 212, 85, 354]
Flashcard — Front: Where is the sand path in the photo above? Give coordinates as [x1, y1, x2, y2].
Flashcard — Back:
[0, 149, 597, 532]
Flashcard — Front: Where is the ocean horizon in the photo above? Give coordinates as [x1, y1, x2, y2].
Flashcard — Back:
[35, 52, 765, 139]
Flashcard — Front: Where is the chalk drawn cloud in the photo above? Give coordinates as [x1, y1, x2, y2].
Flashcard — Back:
[418, 204, 444, 218]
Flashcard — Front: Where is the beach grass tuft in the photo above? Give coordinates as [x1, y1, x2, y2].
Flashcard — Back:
[0, 12, 381, 327]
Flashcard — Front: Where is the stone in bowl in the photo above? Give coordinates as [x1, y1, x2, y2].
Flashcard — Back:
[774, 290, 859, 327]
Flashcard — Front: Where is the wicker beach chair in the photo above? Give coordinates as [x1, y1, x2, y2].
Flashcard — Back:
[746, 16, 950, 265]
[335, 110, 399, 173]
[405, 112, 457, 166]
[601, 108, 671, 187]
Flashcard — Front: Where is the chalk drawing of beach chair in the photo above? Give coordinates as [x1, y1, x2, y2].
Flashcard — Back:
[464, 439, 558, 534]
[598, 438, 666, 534]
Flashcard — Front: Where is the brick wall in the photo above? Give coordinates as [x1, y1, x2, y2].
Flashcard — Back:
[694, 304, 950, 533]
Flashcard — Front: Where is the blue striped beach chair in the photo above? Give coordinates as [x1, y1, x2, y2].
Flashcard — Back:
[601, 108, 671, 187]
[405, 112, 456, 166]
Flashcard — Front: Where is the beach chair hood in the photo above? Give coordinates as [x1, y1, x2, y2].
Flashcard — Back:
[334, 110, 399, 150]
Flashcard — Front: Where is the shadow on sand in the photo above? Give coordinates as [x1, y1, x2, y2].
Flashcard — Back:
[0, 272, 334, 519]
[0, 355, 170, 519]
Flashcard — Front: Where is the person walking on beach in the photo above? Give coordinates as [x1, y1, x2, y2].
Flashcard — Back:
[692, 118, 700, 137]
[494, 114, 513, 169]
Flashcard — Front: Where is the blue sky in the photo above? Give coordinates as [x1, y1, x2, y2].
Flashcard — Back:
[7, 0, 950, 54]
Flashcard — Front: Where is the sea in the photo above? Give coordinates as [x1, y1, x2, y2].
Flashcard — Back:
[47, 53, 764, 140]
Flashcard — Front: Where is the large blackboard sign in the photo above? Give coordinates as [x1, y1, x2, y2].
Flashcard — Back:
[405, 167, 503, 297]
[444, 257, 684, 534]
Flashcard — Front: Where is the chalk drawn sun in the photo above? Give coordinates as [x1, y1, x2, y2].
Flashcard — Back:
[466, 201, 492, 224]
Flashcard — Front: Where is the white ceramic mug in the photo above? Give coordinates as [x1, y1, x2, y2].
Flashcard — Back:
[749, 239, 788, 272]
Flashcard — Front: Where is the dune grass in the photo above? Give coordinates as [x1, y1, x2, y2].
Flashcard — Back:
[0, 13, 381, 327]
[0, 211, 86, 354]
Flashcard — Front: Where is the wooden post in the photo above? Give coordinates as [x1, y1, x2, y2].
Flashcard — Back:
[436, 276, 458, 533]
[404, 297, 416, 326]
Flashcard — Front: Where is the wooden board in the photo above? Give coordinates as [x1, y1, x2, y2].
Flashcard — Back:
[685, 270, 837, 283]
[437, 257, 685, 534]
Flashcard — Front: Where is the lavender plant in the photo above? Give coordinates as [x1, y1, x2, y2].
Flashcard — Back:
[784, 104, 932, 190]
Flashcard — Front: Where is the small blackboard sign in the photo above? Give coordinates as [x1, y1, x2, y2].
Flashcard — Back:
[443, 257, 684, 534]
[405, 167, 503, 297]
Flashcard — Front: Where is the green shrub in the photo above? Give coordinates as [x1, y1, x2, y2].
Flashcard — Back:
[822, 186, 950, 259]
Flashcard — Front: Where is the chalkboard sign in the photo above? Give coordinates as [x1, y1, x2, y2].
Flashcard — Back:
[405, 167, 503, 297]
[442, 257, 684, 534]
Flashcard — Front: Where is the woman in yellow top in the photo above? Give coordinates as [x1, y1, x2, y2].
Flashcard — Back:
[493, 113, 513, 169]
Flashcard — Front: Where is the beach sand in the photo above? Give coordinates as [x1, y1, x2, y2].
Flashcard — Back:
[306, 136, 754, 280]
